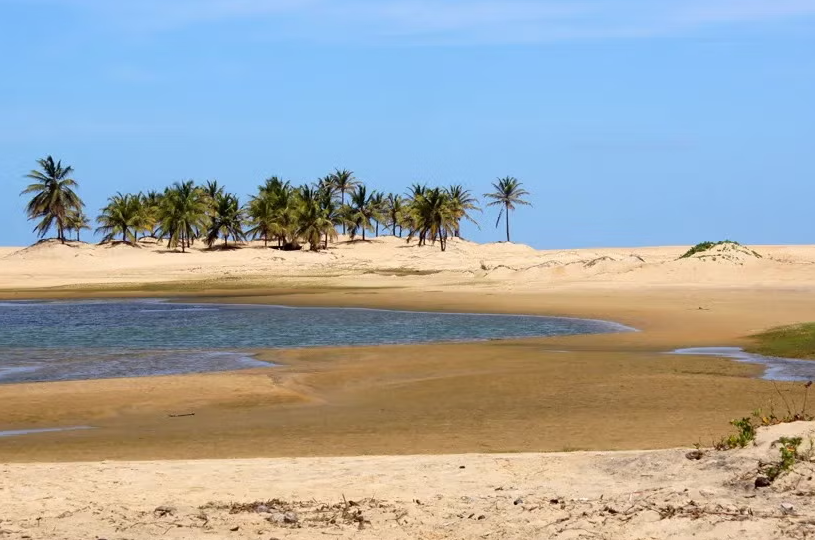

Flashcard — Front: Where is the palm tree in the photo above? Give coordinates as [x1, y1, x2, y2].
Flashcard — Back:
[484, 177, 531, 243]
[95, 193, 147, 244]
[295, 186, 338, 251]
[318, 187, 343, 249]
[203, 180, 224, 202]
[269, 182, 298, 248]
[370, 191, 387, 237]
[259, 176, 289, 196]
[400, 184, 429, 243]
[205, 193, 245, 248]
[410, 188, 457, 251]
[342, 185, 381, 241]
[140, 190, 163, 239]
[246, 192, 278, 248]
[407, 183, 427, 199]
[386, 193, 405, 237]
[66, 209, 91, 242]
[20, 156, 83, 244]
[446, 185, 481, 238]
[316, 175, 335, 197]
[329, 169, 359, 234]
[202, 180, 225, 237]
[156, 181, 210, 253]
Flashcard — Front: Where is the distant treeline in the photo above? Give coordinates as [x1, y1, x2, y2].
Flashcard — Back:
[20, 156, 531, 252]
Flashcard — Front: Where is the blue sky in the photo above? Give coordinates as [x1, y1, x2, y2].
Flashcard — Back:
[1, 0, 814, 248]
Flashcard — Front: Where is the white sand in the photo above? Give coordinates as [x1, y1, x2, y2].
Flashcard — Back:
[2, 422, 814, 539]
[1, 237, 814, 292]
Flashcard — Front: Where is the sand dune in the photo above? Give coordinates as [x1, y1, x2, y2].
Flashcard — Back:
[2, 237, 815, 292]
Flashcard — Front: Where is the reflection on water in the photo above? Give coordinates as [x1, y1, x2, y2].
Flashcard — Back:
[671, 347, 815, 382]
[0, 299, 634, 384]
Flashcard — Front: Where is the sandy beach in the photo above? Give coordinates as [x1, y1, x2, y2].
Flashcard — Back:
[2, 237, 815, 538]
[4, 421, 815, 539]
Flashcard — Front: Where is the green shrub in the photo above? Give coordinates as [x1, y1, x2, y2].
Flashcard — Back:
[679, 240, 762, 259]
[715, 417, 757, 450]
[763, 436, 803, 481]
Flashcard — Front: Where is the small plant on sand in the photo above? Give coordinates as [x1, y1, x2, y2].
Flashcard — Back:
[762, 436, 803, 482]
[713, 382, 813, 451]
[715, 417, 757, 450]
[753, 382, 814, 425]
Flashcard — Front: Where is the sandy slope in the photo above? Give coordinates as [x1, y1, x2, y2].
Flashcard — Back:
[2, 422, 815, 539]
[2, 237, 815, 292]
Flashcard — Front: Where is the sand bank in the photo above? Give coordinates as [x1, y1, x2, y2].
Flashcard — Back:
[3, 422, 815, 539]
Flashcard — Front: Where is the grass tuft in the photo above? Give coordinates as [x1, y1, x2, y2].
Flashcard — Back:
[748, 323, 815, 360]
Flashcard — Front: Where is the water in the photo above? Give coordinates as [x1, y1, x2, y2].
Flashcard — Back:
[0, 299, 634, 384]
[671, 347, 815, 382]
[0, 426, 93, 438]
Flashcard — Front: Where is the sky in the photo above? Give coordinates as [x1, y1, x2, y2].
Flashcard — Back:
[1, 0, 814, 248]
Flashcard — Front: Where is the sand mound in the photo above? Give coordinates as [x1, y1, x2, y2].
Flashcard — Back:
[477, 252, 649, 283]
[679, 241, 763, 265]
[3, 239, 92, 260]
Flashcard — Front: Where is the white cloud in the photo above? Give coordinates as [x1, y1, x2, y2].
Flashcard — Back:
[11, 0, 815, 43]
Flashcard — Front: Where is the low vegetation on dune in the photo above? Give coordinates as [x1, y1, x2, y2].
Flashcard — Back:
[706, 381, 814, 497]
[748, 323, 815, 360]
[19, 156, 533, 252]
[679, 240, 763, 260]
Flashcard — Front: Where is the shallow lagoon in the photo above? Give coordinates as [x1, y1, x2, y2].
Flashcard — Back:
[0, 299, 634, 384]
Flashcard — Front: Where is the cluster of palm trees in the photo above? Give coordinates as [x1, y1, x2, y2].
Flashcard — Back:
[20, 156, 532, 252]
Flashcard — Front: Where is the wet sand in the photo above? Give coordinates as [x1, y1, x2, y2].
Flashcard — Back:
[1, 285, 813, 462]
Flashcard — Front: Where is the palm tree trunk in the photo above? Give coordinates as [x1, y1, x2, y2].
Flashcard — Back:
[341, 193, 346, 235]
[505, 204, 510, 242]
[362, 227, 366, 241]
